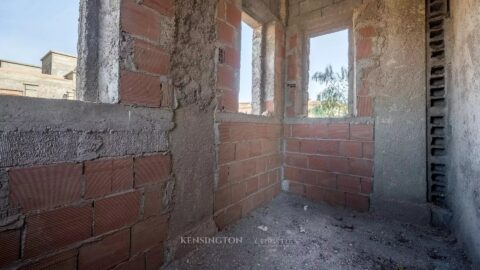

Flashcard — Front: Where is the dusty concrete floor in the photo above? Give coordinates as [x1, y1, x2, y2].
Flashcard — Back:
[165, 193, 471, 270]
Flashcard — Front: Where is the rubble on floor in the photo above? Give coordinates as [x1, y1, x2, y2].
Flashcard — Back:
[166, 193, 471, 270]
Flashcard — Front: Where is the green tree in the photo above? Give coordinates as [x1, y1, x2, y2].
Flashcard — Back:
[309, 65, 348, 117]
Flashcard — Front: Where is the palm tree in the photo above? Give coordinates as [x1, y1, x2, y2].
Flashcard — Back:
[309, 65, 348, 117]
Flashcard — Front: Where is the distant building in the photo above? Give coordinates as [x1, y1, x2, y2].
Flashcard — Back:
[0, 51, 77, 100]
[239, 102, 252, 114]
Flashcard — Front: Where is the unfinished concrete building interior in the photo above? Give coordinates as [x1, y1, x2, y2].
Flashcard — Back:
[0, 0, 479, 269]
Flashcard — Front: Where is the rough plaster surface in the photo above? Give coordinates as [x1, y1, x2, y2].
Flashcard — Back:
[216, 112, 281, 124]
[97, 0, 120, 103]
[0, 169, 9, 219]
[168, 0, 218, 255]
[0, 96, 173, 167]
[77, 0, 120, 103]
[243, 0, 282, 24]
[166, 193, 470, 270]
[77, 0, 99, 102]
[367, 0, 428, 216]
[170, 0, 216, 110]
[284, 116, 373, 125]
[264, 23, 276, 102]
[251, 26, 264, 115]
[449, 0, 480, 265]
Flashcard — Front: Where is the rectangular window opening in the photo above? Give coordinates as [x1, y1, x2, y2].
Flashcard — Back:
[239, 12, 263, 115]
[0, 0, 79, 101]
[307, 29, 350, 118]
[239, 20, 254, 114]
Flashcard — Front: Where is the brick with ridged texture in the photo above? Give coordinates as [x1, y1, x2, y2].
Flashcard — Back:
[9, 163, 82, 212]
[79, 229, 130, 270]
[24, 205, 92, 258]
[134, 155, 171, 187]
[94, 191, 140, 235]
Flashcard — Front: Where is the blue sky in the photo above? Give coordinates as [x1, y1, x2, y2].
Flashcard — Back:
[308, 30, 349, 101]
[239, 22, 253, 102]
[0, 0, 79, 66]
[0, 1, 346, 102]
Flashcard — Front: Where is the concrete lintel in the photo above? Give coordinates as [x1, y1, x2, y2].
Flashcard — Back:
[283, 116, 374, 125]
[0, 96, 174, 132]
[242, 0, 281, 24]
[215, 112, 281, 124]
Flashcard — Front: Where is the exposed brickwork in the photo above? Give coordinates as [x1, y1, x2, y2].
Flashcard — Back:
[355, 24, 383, 117]
[94, 191, 141, 235]
[24, 205, 93, 258]
[120, 0, 174, 108]
[269, 22, 286, 116]
[131, 214, 169, 255]
[284, 122, 374, 211]
[142, 0, 174, 17]
[134, 154, 171, 187]
[85, 158, 133, 199]
[9, 164, 82, 212]
[120, 70, 163, 107]
[286, 0, 378, 118]
[19, 249, 78, 270]
[0, 1, 388, 269]
[2, 152, 171, 269]
[145, 245, 164, 270]
[121, 0, 162, 42]
[1, 0, 181, 269]
[214, 122, 282, 229]
[225, 1, 241, 28]
[284, 0, 378, 209]
[79, 229, 130, 270]
[216, 0, 240, 112]
[133, 38, 171, 76]
[112, 255, 145, 270]
[0, 229, 21, 268]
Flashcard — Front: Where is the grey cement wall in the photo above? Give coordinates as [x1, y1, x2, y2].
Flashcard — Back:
[286, 0, 429, 223]
[448, 0, 480, 265]
[366, 0, 429, 224]
[166, 0, 218, 260]
[0, 96, 173, 219]
[77, 0, 120, 103]
[251, 25, 264, 115]
[0, 96, 172, 168]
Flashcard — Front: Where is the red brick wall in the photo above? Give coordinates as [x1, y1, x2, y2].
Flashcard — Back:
[355, 25, 380, 117]
[284, 122, 374, 211]
[285, 32, 303, 117]
[267, 22, 286, 116]
[120, 0, 174, 108]
[285, 7, 380, 118]
[214, 121, 282, 229]
[216, 0, 241, 112]
[0, 154, 171, 269]
[0, 1, 177, 268]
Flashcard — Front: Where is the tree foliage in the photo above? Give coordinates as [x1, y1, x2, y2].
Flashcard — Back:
[309, 65, 348, 117]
